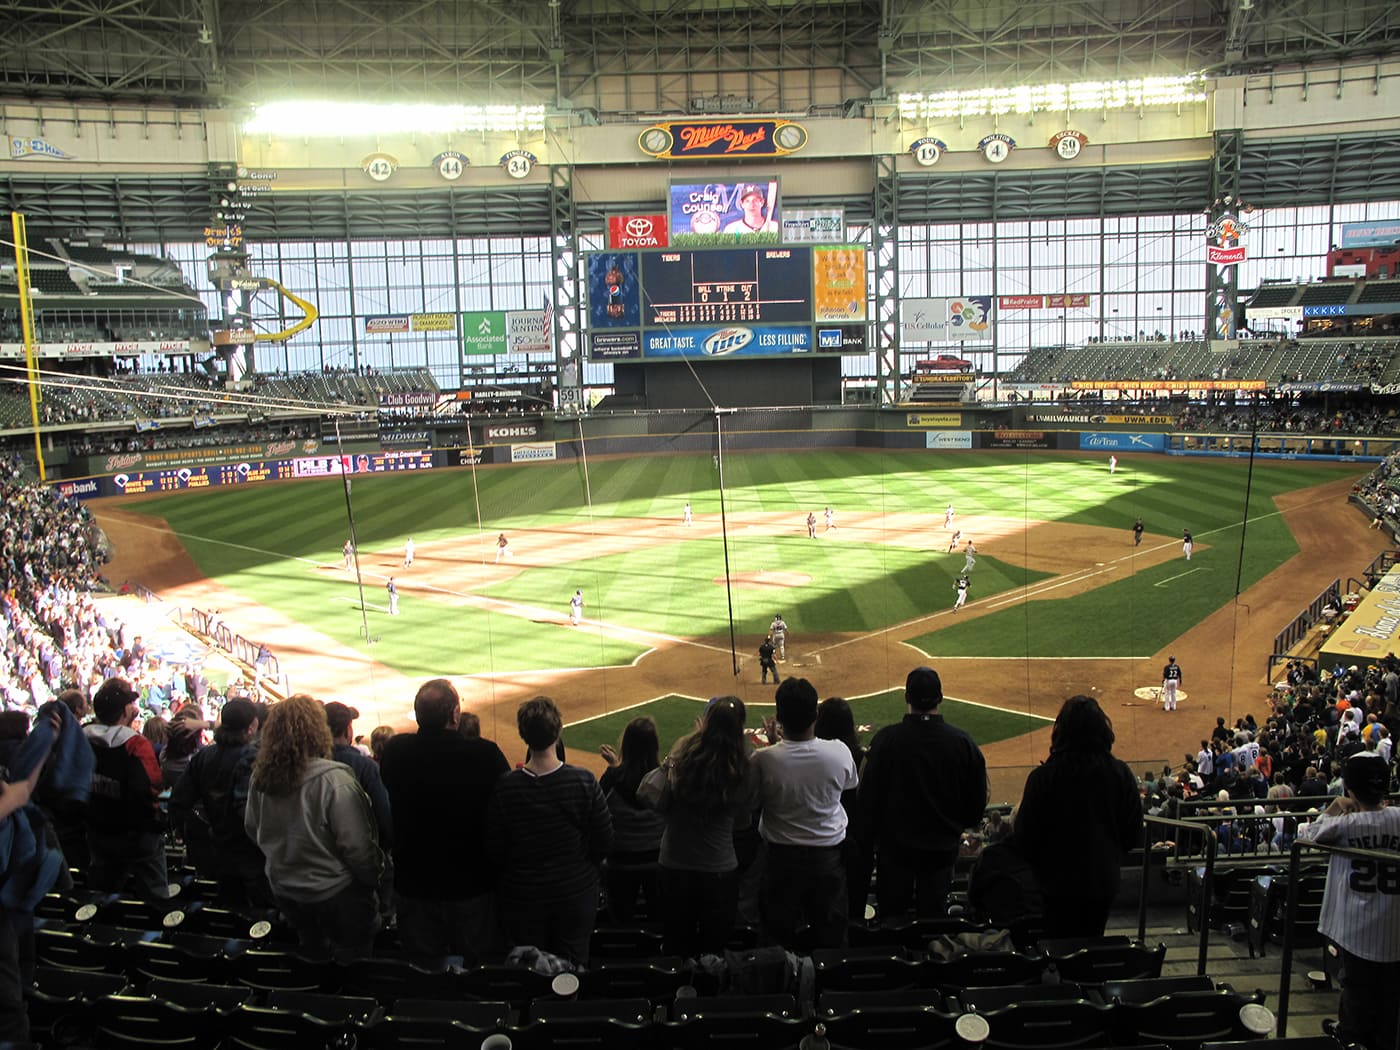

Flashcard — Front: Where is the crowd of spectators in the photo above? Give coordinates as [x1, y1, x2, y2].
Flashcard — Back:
[1176, 400, 1400, 435]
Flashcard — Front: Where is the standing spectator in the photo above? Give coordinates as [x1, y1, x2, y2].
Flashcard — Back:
[323, 703, 393, 850]
[645, 697, 757, 958]
[1298, 753, 1400, 1050]
[168, 698, 269, 907]
[368, 725, 395, 764]
[752, 677, 858, 948]
[598, 717, 666, 923]
[858, 666, 988, 921]
[486, 696, 612, 964]
[380, 680, 509, 964]
[1014, 696, 1142, 937]
[83, 678, 169, 899]
[244, 695, 384, 963]
[815, 696, 872, 920]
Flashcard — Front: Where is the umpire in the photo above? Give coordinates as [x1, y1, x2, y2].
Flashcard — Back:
[758, 636, 778, 684]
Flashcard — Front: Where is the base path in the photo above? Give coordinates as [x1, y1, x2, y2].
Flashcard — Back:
[95, 475, 1381, 782]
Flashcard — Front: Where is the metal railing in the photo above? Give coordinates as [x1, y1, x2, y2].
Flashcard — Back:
[187, 606, 282, 688]
[1270, 578, 1341, 669]
[1139, 813, 1216, 977]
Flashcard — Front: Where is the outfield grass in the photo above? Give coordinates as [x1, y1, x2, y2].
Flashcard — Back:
[120, 449, 1364, 677]
[561, 690, 1052, 756]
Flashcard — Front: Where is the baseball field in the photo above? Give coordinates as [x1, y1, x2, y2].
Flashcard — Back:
[94, 447, 1381, 790]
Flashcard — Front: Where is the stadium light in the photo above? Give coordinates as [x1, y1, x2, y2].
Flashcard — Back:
[244, 102, 547, 137]
[897, 75, 1207, 121]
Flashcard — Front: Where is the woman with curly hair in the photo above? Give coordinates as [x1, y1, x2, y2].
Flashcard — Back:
[646, 696, 758, 958]
[244, 695, 385, 962]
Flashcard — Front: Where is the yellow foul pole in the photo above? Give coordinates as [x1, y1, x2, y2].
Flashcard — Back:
[10, 212, 46, 481]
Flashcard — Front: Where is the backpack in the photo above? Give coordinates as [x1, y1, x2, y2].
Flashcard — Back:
[86, 737, 161, 834]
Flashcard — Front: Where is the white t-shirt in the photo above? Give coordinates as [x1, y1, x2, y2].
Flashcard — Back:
[752, 737, 858, 847]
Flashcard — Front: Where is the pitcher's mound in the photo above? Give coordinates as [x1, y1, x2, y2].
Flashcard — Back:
[722, 571, 811, 589]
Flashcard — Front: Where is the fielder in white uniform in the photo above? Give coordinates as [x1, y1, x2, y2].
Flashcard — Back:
[1297, 754, 1400, 1050]
[683, 502, 692, 526]
[569, 589, 584, 625]
[947, 529, 962, 553]
[824, 506, 835, 531]
[495, 533, 512, 563]
[1109, 454, 1118, 475]
[1161, 656, 1182, 711]
[403, 537, 414, 567]
[1182, 529, 1194, 561]
[953, 575, 969, 611]
[945, 504, 956, 529]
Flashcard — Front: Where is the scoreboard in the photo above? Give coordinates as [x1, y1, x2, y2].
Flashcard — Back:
[585, 246, 868, 361]
[642, 248, 811, 326]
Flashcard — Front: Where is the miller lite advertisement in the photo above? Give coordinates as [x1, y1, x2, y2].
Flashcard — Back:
[608, 214, 668, 250]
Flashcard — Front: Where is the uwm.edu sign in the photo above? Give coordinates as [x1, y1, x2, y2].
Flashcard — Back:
[608, 215, 668, 249]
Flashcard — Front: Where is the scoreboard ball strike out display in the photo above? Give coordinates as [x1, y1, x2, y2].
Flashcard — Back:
[585, 245, 868, 362]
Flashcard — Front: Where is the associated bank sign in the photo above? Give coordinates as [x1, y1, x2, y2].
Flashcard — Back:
[1079, 433, 1165, 452]
[926, 431, 973, 450]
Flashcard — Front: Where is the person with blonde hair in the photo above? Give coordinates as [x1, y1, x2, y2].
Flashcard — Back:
[244, 695, 385, 962]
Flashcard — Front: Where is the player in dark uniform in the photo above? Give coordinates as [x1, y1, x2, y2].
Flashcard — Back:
[1132, 517, 1144, 546]
[758, 636, 778, 684]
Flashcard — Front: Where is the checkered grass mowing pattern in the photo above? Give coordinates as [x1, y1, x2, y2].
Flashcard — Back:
[562, 691, 1051, 756]
[122, 450, 1365, 676]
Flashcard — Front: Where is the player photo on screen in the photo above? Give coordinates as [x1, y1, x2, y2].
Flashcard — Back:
[669, 180, 781, 247]
[585, 253, 641, 329]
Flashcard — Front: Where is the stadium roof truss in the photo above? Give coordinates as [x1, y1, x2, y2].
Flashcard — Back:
[0, 0, 1397, 110]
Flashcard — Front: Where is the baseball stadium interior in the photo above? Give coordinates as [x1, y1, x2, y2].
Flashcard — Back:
[2, 0, 1400, 1047]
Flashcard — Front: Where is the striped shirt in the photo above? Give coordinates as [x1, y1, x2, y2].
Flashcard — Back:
[1297, 807, 1400, 962]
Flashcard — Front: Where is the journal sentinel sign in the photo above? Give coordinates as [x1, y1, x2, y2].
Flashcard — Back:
[1079, 433, 1166, 452]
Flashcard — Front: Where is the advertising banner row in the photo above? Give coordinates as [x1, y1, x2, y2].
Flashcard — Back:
[915, 430, 1169, 452]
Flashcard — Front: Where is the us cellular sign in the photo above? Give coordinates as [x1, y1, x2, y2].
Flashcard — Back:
[608, 215, 668, 249]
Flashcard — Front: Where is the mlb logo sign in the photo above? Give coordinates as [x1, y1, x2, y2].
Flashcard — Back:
[818, 329, 843, 349]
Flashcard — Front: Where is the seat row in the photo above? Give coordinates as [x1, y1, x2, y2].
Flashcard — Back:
[30, 972, 1289, 1050]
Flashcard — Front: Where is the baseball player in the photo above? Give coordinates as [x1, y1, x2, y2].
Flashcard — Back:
[1133, 517, 1144, 547]
[1109, 454, 1118, 475]
[495, 533, 512, 563]
[1297, 754, 1400, 1050]
[824, 506, 836, 531]
[807, 511, 817, 539]
[569, 589, 584, 625]
[945, 504, 956, 529]
[770, 615, 788, 661]
[953, 574, 969, 612]
[386, 577, 399, 616]
[947, 529, 962, 553]
[758, 636, 778, 684]
[1161, 655, 1182, 711]
[962, 541, 977, 574]
[403, 537, 414, 568]
[342, 538, 354, 571]
[1182, 529, 1194, 561]
[683, 502, 692, 526]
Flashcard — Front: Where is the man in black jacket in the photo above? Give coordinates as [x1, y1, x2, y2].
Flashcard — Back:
[857, 666, 988, 922]
[379, 679, 510, 964]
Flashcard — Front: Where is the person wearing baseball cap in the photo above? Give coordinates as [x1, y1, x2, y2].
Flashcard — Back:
[323, 702, 393, 850]
[857, 666, 988, 922]
[83, 678, 170, 899]
[1298, 752, 1400, 1050]
[723, 183, 778, 235]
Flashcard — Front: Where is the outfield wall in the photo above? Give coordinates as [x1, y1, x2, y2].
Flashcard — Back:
[49, 405, 1393, 500]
